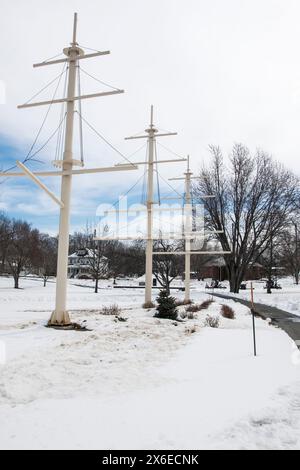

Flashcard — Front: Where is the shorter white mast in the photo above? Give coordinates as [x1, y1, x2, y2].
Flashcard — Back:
[124, 106, 180, 304]
[169, 157, 193, 303]
[184, 157, 192, 303]
[167, 160, 231, 302]
[95, 106, 186, 305]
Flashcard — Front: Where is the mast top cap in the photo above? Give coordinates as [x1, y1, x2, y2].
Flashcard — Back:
[63, 46, 84, 57]
[145, 126, 158, 134]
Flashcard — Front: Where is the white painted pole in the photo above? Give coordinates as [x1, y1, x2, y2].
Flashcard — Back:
[145, 105, 156, 304]
[184, 157, 192, 303]
[124, 108, 178, 304]
[49, 13, 80, 326]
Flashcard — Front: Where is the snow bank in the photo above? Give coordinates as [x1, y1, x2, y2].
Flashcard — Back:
[0, 278, 299, 449]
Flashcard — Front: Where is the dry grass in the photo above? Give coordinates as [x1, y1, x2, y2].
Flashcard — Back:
[205, 314, 220, 328]
[100, 304, 121, 316]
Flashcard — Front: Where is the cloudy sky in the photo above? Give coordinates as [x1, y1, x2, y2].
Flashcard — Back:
[1, 0, 300, 234]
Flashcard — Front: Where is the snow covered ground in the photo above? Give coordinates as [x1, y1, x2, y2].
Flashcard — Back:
[0, 276, 300, 450]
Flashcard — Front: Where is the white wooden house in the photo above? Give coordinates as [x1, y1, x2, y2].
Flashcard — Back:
[68, 249, 107, 279]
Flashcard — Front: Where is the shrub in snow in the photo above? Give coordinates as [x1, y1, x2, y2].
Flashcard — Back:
[205, 314, 220, 328]
[181, 310, 198, 320]
[221, 305, 235, 319]
[154, 290, 178, 320]
[185, 304, 201, 313]
[200, 300, 214, 310]
[185, 299, 214, 314]
[175, 298, 193, 307]
[100, 304, 121, 316]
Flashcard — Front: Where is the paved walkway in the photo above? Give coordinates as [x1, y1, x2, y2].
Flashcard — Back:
[211, 292, 300, 345]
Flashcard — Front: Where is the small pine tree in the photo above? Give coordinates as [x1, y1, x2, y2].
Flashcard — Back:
[154, 290, 178, 320]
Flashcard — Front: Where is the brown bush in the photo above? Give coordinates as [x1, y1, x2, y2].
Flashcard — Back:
[221, 305, 235, 319]
[200, 300, 214, 310]
[175, 299, 193, 307]
[185, 299, 214, 313]
[185, 304, 201, 313]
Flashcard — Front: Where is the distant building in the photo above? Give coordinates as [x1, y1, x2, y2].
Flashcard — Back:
[196, 258, 264, 281]
[196, 257, 227, 281]
[68, 249, 107, 279]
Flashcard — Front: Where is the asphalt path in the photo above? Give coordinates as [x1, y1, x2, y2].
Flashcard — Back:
[211, 292, 300, 346]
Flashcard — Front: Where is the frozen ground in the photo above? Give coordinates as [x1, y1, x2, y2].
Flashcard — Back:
[0, 276, 300, 450]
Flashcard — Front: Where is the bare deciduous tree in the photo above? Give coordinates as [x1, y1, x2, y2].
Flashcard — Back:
[153, 239, 183, 294]
[277, 224, 300, 285]
[0, 213, 11, 274]
[83, 227, 108, 293]
[7, 220, 40, 289]
[36, 234, 58, 287]
[194, 144, 299, 293]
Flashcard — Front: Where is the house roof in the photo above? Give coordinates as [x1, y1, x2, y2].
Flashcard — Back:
[69, 249, 107, 260]
[202, 257, 226, 267]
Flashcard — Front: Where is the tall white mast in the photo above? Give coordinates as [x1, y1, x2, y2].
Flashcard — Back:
[145, 105, 155, 304]
[49, 13, 80, 325]
[3, 13, 139, 327]
[184, 156, 192, 303]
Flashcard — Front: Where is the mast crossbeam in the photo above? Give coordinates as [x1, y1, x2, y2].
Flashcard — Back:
[18, 90, 124, 109]
[33, 51, 111, 68]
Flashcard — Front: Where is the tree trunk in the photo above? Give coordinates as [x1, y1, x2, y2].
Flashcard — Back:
[0, 257, 4, 274]
[228, 263, 239, 293]
[44, 277, 47, 287]
[229, 276, 240, 294]
[228, 263, 245, 294]
[95, 277, 99, 294]
[14, 275, 19, 289]
[165, 280, 170, 296]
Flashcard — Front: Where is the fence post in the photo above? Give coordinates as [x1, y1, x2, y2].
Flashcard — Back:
[250, 282, 257, 357]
